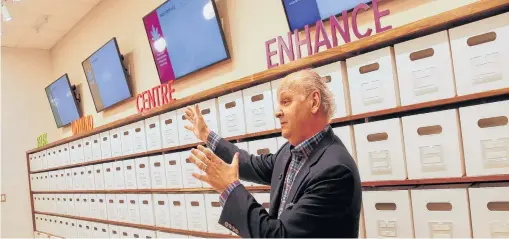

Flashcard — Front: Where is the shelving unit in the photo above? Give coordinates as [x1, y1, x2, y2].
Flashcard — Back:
[26, 1, 509, 238]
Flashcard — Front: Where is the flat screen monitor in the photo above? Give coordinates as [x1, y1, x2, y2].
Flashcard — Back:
[45, 74, 81, 128]
[282, 0, 372, 32]
[82, 38, 132, 112]
[143, 0, 230, 83]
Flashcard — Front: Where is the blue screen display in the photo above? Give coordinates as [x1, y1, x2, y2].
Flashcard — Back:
[282, 0, 371, 31]
[143, 0, 229, 82]
[83, 38, 132, 112]
[46, 74, 80, 128]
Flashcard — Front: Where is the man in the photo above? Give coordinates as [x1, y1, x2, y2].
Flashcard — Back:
[184, 69, 362, 238]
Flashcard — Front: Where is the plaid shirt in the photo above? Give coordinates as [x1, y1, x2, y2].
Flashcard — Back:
[207, 125, 331, 210]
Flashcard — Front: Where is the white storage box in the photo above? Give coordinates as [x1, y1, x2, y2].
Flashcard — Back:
[459, 100, 509, 176]
[185, 194, 208, 232]
[85, 165, 95, 190]
[119, 226, 132, 238]
[145, 115, 162, 151]
[314, 61, 351, 118]
[354, 118, 407, 181]
[83, 137, 93, 162]
[71, 167, 83, 190]
[160, 110, 180, 148]
[449, 12, 509, 96]
[88, 194, 98, 219]
[73, 194, 82, 217]
[80, 194, 91, 218]
[149, 155, 167, 189]
[177, 108, 200, 145]
[243, 82, 276, 133]
[138, 194, 155, 226]
[133, 120, 147, 153]
[66, 194, 76, 216]
[411, 188, 472, 238]
[395, 31, 457, 105]
[96, 194, 107, 220]
[106, 194, 118, 221]
[165, 152, 184, 188]
[332, 126, 356, 161]
[205, 194, 230, 234]
[402, 109, 464, 179]
[127, 194, 141, 224]
[91, 134, 102, 161]
[60, 144, 70, 167]
[135, 157, 152, 189]
[469, 186, 509, 238]
[93, 164, 105, 190]
[110, 128, 123, 157]
[116, 194, 128, 223]
[168, 194, 188, 230]
[108, 225, 120, 238]
[123, 159, 137, 189]
[100, 131, 112, 159]
[199, 98, 221, 136]
[218, 91, 247, 138]
[69, 141, 78, 165]
[93, 222, 110, 238]
[276, 137, 287, 149]
[102, 162, 115, 190]
[248, 138, 280, 186]
[74, 139, 85, 164]
[181, 150, 203, 188]
[114, 161, 126, 189]
[120, 124, 135, 156]
[64, 169, 73, 191]
[362, 190, 414, 238]
[347, 47, 400, 115]
[153, 194, 171, 228]
[235, 142, 252, 186]
[271, 78, 282, 129]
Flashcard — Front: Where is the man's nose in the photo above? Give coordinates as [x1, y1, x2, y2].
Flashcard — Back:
[275, 109, 283, 118]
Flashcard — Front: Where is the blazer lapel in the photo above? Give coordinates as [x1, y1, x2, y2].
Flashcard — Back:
[269, 147, 291, 217]
[286, 130, 335, 205]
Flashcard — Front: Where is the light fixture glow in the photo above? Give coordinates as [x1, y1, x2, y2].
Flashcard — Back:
[2, 5, 12, 22]
[202, 1, 215, 20]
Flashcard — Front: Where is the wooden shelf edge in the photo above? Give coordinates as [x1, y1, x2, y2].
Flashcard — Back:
[31, 174, 509, 194]
[34, 230, 64, 239]
[26, 0, 509, 155]
[34, 211, 237, 238]
[32, 186, 272, 194]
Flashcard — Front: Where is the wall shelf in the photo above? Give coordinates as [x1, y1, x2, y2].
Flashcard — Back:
[30, 88, 509, 174]
[34, 211, 237, 238]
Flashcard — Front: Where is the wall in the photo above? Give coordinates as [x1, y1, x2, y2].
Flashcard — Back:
[50, 0, 479, 139]
[1, 47, 59, 238]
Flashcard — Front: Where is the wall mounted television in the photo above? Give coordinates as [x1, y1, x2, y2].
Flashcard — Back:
[45, 74, 81, 128]
[82, 37, 133, 112]
[282, 0, 372, 32]
[143, 0, 230, 84]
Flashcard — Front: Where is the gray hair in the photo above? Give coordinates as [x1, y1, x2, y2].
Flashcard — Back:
[279, 69, 336, 119]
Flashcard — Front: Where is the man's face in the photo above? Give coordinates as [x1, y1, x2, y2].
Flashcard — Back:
[276, 85, 311, 144]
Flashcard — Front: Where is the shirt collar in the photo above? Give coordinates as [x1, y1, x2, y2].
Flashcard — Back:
[290, 125, 331, 159]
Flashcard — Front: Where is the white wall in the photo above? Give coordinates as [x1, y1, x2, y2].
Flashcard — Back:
[1, 47, 59, 238]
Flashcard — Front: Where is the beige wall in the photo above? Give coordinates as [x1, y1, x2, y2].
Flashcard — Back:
[1, 47, 59, 238]
[50, 0, 478, 139]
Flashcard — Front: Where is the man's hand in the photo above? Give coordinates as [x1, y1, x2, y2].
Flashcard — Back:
[188, 145, 239, 193]
[184, 104, 210, 142]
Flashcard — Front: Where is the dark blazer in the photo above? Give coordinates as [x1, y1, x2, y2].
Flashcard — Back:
[213, 128, 362, 238]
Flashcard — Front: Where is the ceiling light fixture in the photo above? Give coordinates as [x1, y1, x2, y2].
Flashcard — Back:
[2, 4, 11, 22]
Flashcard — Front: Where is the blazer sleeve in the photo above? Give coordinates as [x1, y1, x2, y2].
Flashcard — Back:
[218, 165, 355, 238]
[213, 137, 280, 185]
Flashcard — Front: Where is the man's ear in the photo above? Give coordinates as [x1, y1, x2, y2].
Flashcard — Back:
[311, 91, 321, 114]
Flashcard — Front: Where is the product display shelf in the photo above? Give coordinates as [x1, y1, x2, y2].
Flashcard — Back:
[34, 211, 237, 238]
[29, 87, 509, 175]
[31, 186, 272, 194]
[26, 1, 509, 237]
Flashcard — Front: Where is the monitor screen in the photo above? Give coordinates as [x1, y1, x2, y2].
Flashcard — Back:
[45, 74, 81, 128]
[143, 0, 230, 83]
[82, 38, 132, 112]
[282, 0, 371, 32]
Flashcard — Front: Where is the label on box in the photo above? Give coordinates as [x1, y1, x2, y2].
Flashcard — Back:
[482, 138, 509, 168]
[361, 79, 383, 106]
[369, 150, 392, 175]
[491, 221, 509, 238]
[419, 145, 445, 172]
[428, 221, 453, 238]
[226, 114, 239, 132]
[252, 105, 268, 128]
[469, 51, 501, 85]
[377, 220, 398, 237]
[412, 66, 438, 96]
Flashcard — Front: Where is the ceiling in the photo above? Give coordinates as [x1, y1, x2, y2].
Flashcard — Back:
[1, 0, 103, 49]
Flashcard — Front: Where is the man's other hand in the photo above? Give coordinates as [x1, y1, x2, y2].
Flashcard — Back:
[184, 104, 210, 143]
